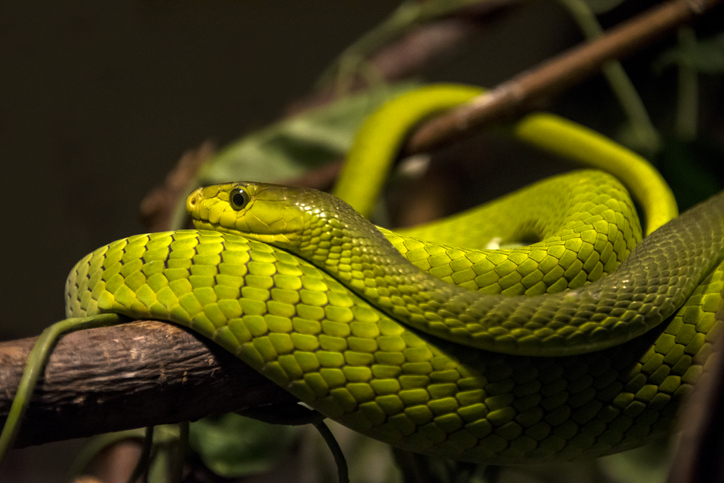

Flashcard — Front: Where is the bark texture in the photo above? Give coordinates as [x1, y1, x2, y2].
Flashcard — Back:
[0, 320, 295, 448]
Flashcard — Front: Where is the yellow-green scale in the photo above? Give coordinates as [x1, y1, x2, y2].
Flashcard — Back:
[65, 228, 724, 464]
[383, 171, 641, 296]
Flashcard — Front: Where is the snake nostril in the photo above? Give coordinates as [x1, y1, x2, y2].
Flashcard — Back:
[186, 189, 202, 214]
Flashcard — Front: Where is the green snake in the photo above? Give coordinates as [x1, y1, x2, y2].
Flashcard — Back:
[4, 85, 724, 467]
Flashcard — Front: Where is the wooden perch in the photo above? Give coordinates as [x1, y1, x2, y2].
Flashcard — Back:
[0, 320, 295, 448]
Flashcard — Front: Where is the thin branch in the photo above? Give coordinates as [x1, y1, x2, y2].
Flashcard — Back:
[405, 0, 723, 155]
[557, 0, 660, 154]
[0, 320, 294, 448]
[314, 0, 520, 92]
[287, 1, 519, 115]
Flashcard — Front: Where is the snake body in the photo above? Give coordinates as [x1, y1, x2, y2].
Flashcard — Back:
[187, 178, 724, 358]
[51, 84, 723, 465]
[333, 85, 677, 235]
[64, 176, 724, 464]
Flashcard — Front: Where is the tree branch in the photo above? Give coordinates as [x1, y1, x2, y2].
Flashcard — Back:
[405, 0, 723, 154]
[0, 320, 295, 448]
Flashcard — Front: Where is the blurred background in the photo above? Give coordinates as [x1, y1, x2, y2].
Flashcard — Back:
[1, 1, 723, 481]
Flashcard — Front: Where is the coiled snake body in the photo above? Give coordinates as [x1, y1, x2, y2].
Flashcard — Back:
[64, 169, 724, 464]
[0, 84, 712, 466]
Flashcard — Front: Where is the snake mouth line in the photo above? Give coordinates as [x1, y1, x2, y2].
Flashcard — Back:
[192, 219, 227, 233]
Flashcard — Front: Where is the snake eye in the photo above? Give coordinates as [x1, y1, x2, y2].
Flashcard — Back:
[229, 188, 250, 210]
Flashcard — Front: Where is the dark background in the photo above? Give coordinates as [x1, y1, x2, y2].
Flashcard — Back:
[0, 1, 572, 341]
[3, 1, 720, 481]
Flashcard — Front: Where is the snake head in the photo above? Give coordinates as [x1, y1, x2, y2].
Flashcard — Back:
[187, 182, 306, 245]
[186, 182, 386, 261]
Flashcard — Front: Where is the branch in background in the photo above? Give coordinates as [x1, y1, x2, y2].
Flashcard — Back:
[405, 0, 723, 155]
[288, 2, 520, 115]
[312, 0, 522, 94]
[283, 0, 723, 193]
[0, 321, 294, 448]
[366, 18, 487, 82]
[557, 0, 660, 155]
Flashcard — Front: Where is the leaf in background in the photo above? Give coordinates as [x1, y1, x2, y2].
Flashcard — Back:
[655, 33, 724, 73]
[189, 413, 298, 478]
[197, 81, 421, 185]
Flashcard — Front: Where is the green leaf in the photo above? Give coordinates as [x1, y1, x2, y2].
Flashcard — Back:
[198, 81, 421, 185]
[188, 413, 298, 478]
[656, 33, 724, 73]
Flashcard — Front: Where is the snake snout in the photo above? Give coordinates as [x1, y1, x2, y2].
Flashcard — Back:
[186, 188, 203, 216]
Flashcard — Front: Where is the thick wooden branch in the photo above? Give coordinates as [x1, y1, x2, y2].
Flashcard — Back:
[0, 320, 295, 448]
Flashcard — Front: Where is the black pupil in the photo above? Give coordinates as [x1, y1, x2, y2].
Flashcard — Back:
[232, 191, 246, 207]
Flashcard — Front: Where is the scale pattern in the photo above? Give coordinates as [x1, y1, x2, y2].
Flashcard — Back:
[188, 176, 724, 356]
[383, 171, 641, 295]
[65, 188, 724, 464]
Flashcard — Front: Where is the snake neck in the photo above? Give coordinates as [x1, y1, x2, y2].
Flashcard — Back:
[291, 192, 438, 291]
[278, 195, 484, 332]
